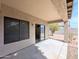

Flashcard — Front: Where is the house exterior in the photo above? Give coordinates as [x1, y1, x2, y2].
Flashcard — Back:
[0, 0, 73, 57]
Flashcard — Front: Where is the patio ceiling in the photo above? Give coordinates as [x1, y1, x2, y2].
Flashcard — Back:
[2, 0, 69, 22]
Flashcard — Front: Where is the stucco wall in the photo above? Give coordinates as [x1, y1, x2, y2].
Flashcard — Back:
[0, 4, 49, 57]
[0, 0, 1, 16]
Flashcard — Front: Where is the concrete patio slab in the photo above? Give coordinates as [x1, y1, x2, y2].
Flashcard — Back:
[1, 39, 68, 59]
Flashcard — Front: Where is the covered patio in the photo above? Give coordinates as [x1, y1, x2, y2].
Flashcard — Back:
[0, 0, 75, 59]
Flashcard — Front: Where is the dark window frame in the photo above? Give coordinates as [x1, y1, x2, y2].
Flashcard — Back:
[4, 16, 30, 44]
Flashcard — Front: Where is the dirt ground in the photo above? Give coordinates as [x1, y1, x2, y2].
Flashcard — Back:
[49, 34, 64, 41]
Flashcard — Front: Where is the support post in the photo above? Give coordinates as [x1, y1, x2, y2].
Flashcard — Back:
[64, 21, 69, 42]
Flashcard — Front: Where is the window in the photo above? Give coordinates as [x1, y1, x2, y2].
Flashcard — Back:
[20, 20, 29, 40]
[4, 16, 29, 44]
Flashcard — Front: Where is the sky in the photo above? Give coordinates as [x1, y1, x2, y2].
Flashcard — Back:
[70, 0, 78, 28]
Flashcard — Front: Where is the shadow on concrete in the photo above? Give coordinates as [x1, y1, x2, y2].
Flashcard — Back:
[1, 45, 48, 59]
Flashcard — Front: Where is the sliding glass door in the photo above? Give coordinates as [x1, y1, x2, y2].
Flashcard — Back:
[35, 24, 45, 43]
[40, 25, 45, 40]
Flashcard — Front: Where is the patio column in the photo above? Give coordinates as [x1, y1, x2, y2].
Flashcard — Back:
[64, 21, 69, 42]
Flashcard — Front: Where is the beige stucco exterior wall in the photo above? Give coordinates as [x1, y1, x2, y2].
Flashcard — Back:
[0, 4, 49, 57]
[0, 0, 1, 16]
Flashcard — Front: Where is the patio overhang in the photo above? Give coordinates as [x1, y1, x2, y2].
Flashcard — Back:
[48, 19, 63, 23]
[2, 0, 70, 22]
